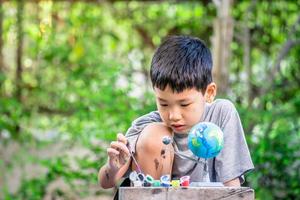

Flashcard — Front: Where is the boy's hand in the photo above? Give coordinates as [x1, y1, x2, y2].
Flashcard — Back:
[107, 133, 130, 170]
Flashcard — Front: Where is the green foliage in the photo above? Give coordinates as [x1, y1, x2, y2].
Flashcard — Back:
[241, 96, 300, 199]
[231, 2, 300, 198]
[0, 98, 25, 138]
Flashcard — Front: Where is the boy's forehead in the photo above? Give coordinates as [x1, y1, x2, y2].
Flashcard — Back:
[154, 86, 202, 100]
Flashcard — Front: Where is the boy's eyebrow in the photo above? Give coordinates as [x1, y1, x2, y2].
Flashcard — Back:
[157, 97, 167, 102]
[177, 99, 192, 103]
[157, 97, 192, 102]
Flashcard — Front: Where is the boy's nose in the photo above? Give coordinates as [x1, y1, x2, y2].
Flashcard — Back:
[169, 109, 181, 121]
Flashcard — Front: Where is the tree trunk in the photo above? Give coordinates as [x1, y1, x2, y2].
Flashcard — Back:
[211, 0, 234, 96]
[0, 0, 4, 96]
[243, 24, 253, 106]
[243, 1, 257, 106]
[16, 0, 24, 102]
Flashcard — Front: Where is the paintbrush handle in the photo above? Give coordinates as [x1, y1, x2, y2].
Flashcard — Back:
[127, 143, 142, 173]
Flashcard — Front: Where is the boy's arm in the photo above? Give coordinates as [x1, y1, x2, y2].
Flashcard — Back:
[98, 133, 131, 189]
[224, 177, 240, 187]
[99, 111, 161, 189]
[98, 158, 131, 189]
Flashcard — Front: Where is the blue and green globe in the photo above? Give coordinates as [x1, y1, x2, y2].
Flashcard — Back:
[187, 122, 224, 159]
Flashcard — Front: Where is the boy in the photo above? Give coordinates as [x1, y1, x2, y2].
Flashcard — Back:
[98, 35, 254, 189]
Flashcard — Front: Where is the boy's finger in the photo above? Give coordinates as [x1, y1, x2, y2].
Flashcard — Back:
[117, 133, 127, 145]
[107, 148, 119, 156]
[110, 141, 129, 155]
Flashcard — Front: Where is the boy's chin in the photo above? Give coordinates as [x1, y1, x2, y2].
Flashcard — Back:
[171, 128, 190, 134]
[175, 131, 188, 135]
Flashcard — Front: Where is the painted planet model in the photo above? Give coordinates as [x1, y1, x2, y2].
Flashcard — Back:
[187, 122, 224, 159]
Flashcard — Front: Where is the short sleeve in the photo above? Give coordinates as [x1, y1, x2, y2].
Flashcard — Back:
[212, 100, 254, 183]
[125, 111, 161, 153]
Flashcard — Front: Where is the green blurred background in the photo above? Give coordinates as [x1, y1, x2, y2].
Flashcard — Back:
[0, 0, 299, 199]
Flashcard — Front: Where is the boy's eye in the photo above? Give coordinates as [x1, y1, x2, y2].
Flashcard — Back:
[181, 103, 191, 107]
[160, 104, 168, 107]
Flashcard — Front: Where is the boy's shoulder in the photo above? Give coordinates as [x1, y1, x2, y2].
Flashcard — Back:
[209, 99, 237, 113]
[131, 111, 161, 126]
[204, 99, 239, 128]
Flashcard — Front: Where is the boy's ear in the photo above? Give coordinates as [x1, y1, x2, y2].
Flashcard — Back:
[204, 82, 217, 103]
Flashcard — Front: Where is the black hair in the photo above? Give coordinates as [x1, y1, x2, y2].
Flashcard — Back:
[150, 35, 213, 93]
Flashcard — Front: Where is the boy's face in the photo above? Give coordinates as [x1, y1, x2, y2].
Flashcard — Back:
[154, 85, 210, 134]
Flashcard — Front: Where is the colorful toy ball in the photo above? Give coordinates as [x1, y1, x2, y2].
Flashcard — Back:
[188, 122, 224, 159]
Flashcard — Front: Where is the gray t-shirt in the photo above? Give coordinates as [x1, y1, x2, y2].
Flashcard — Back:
[125, 99, 254, 183]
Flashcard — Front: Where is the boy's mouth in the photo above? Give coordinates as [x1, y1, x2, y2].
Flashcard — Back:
[171, 124, 186, 132]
